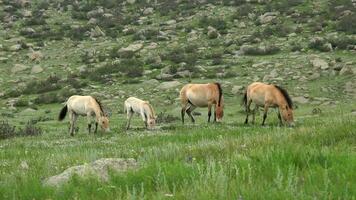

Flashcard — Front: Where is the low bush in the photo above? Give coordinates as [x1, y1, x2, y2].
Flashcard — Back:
[199, 16, 227, 31]
[328, 36, 356, 50]
[336, 14, 356, 34]
[0, 121, 17, 140]
[156, 112, 179, 124]
[17, 122, 43, 137]
[232, 4, 253, 19]
[0, 121, 43, 140]
[240, 44, 280, 55]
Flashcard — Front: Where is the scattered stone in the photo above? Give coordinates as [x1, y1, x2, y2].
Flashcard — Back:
[157, 81, 181, 90]
[90, 26, 105, 38]
[309, 72, 320, 80]
[127, 0, 136, 4]
[44, 158, 138, 187]
[28, 49, 43, 61]
[31, 65, 43, 74]
[143, 79, 159, 85]
[11, 64, 29, 73]
[118, 43, 143, 55]
[156, 73, 174, 81]
[207, 26, 219, 39]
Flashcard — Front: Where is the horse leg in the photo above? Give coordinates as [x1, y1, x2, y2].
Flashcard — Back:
[277, 110, 282, 126]
[87, 113, 92, 134]
[95, 122, 98, 133]
[126, 110, 133, 130]
[181, 104, 187, 124]
[252, 106, 258, 124]
[69, 112, 77, 136]
[244, 99, 252, 124]
[262, 104, 269, 126]
[186, 105, 196, 123]
[141, 112, 148, 129]
[208, 104, 212, 123]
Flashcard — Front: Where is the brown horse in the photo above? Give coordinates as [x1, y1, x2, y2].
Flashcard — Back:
[58, 95, 110, 136]
[243, 82, 294, 126]
[180, 82, 224, 124]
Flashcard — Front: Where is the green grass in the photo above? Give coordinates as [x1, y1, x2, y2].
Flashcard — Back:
[1, 103, 355, 199]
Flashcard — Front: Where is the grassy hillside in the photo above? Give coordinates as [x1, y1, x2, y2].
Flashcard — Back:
[0, 0, 355, 199]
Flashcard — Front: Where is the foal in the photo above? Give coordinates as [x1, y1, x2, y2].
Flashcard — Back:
[124, 97, 156, 130]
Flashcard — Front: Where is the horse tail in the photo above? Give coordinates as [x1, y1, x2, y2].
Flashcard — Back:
[242, 91, 247, 109]
[58, 105, 68, 121]
[215, 82, 223, 106]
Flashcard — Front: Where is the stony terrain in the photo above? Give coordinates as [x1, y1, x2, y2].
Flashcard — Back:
[0, 0, 355, 199]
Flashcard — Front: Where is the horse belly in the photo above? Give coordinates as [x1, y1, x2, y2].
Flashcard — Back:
[187, 93, 208, 107]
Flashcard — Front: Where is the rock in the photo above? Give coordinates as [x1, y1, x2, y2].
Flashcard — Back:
[0, 57, 8, 63]
[87, 7, 104, 18]
[44, 158, 138, 187]
[143, 7, 154, 15]
[21, 108, 36, 113]
[9, 44, 22, 51]
[11, 64, 29, 73]
[143, 79, 159, 85]
[309, 72, 320, 80]
[231, 85, 244, 94]
[20, 161, 29, 170]
[258, 12, 278, 24]
[238, 22, 246, 28]
[28, 50, 43, 61]
[90, 26, 105, 38]
[207, 26, 219, 39]
[165, 20, 176, 25]
[118, 43, 143, 54]
[157, 81, 182, 90]
[21, 27, 36, 36]
[127, 0, 136, 4]
[88, 18, 98, 25]
[31, 65, 43, 74]
[339, 65, 354, 75]
[293, 96, 309, 104]
[146, 42, 158, 49]
[176, 70, 191, 78]
[311, 58, 329, 70]
[22, 10, 32, 17]
[156, 73, 174, 81]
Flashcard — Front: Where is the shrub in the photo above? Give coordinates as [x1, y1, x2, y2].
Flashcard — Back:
[23, 75, 61, 94]
[240, 44, 280, 55]
[232, 4, 253, 19]
[309, 37, 332, 52]
[290, 41, 303, 52]
[133, 28, 159, 41]
[14, 98, 28, 107]
[262, 23, 293, 38]
[156, 112, 179, 124]
[265, 0, 304, 13]
[336, 14, 356, 34]
[328, 36, 356, 50]
[17, 122, 43, 137]
[199, 16, 227, 31]
[0, 121, 17, 140]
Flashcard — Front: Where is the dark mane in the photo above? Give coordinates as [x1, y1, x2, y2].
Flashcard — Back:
[214, 82, 223, 106]
[274, 85, 293, 109]
[92, 96, 105, 115]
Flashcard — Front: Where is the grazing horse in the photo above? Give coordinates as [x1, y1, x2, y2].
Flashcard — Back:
[180, 82, 224, 124]
[243, 82, 294, 126]
[58, 95, 110, 136]
[124, 97, 156, 130]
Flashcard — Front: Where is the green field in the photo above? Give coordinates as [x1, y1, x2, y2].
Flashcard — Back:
[1, 0, 356, 199]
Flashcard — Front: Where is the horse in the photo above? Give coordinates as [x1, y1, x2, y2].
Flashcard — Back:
[124, 97, 156, 130]
[242, 82, 294, 126]
[180, 82, 224, 124]
[58, 95, 110, 136]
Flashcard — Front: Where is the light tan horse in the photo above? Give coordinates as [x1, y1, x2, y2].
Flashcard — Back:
[243, 82, 294, 126]
[124, 97, 156, 130]
[58, 95, 110, 136]
[180, 82, 224, 124]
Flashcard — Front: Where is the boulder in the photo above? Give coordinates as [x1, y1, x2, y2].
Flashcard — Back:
[157, 81, 182, 90]
[143, 7, 154, 15]
[339, 65, 354, 75]
[207, 26, 219, 39]
[44, 158, 138, 187]
[31, 65, 43, 74]
[311, 58, 329, 70]
[11, 64, 29, 73]
[118, 43, 143, 55]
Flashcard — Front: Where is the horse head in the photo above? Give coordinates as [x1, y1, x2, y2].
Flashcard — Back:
[281, 105, 294, 127]
[99, 115, 110, 132]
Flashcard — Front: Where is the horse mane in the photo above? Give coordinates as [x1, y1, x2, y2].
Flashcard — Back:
[274, 85, 293, 109]
[92, 96, 105, 115]
[214, 82, 223, 106]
